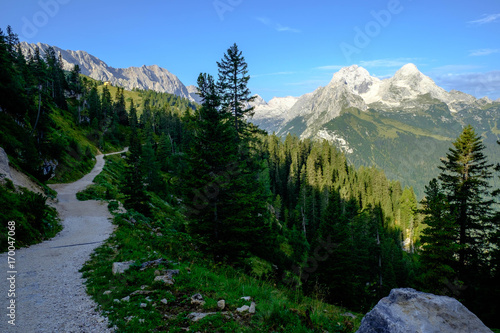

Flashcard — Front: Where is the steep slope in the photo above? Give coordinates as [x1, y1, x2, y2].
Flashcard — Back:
[20, 42, 195, 102]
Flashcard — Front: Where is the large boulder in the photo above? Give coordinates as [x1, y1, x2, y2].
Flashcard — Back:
[356, 288, 492, 333]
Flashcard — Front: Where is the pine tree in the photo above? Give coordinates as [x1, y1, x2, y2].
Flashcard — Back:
[419, 178, 458, 294]
[438, 125, 493, 277]
[216, 43, 255, 137]
[121, 122, 149, 215]
[183, 73, 272, 263]
[128, 98, 138, 129]
[114, 87, 128, 126]
[183, 73, 240, 259]
[87, 86, 101, 124]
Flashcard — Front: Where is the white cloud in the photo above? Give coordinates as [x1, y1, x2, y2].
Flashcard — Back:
[255, 17, 301, 33]
[359, 58, 421, 68]
[469, 48, 499, 56]
[468, 13, 500, 25]
[433, 71, 500, 99]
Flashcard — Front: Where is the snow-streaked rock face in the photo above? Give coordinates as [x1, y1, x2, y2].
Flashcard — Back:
[314, 130, 354, 154]
[20, 42, 195, 102]
[251, 96, 300, 133]
[330, 65, 382, 104]
[251, 63, 494, 139]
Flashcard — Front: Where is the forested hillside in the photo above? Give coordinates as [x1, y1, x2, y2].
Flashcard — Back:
[0, 26, 195, 249]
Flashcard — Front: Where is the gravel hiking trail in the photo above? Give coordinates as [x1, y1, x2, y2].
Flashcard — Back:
[1, 149, 127, 333]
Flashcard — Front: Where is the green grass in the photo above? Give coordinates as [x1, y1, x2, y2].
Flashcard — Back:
[81, 211, 360, 332]
[46, 107, 98, 183]
[76, 154, 126, 202]
[0, 179, 62, 250]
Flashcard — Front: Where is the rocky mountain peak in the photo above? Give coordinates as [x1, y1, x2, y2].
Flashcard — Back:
[250, 94, 267, 107]
[19, 42, 195, 102]
[394, 63, 421, 77]
[331, 65, 379, 92]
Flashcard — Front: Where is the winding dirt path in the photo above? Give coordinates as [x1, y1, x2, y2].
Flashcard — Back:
[1, 149, 127, 332]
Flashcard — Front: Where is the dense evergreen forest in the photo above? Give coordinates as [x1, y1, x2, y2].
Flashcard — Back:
[1, 26, 500, 328]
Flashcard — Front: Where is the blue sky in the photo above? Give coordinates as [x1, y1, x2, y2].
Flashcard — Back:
[1, 0, 499, 101]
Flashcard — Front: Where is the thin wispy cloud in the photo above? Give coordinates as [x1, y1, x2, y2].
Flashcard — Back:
[468, 13, 500, 25]
[315, 65, 344, 71]
[430, 64, 483, 74]
[434, 70, 500, 99]
[256, 17, 301, 33]
[469, 48, 499, 56]
[285, 79, 326, 87]
[252, 71, 295, 78]
[359, 58, 421, 68]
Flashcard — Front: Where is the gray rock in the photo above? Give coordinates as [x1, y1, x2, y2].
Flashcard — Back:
[240, 296, 251, 301]
[187, 312, 217, 322]
[130, 289, 153, 296]
[0, 147, 11, 180]
[154, 275, 174, 285]
[165, 269, 180, 277]
[217, 299, 225, 310]
[140, 303, 147, 308]
[191, 293, 205, 306]
[103, 290, 112, 295]
[356, 288, 493, 333]
[121, 296, 130, 302]
[160, 298, 168, 305]
[249, 302, 256, 314]
[112, 261, 134, 275]
[139, 258, 170, 271]
[237, 305, 250, 313]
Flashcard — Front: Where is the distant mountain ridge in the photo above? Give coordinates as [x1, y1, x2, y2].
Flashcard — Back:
[251, 64, 495, 138]
[251, 64, 500, 196]
[19, 42, 196, 102]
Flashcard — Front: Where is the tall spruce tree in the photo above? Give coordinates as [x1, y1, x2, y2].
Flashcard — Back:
[437, 125, 493, 280]
[183, 73, 240, 259]
[183, 73, 272, 263]
[419, 179, 458, 294]
[216, 43, 255, 137]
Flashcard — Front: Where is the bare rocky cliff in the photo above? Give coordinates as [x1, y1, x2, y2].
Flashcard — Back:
[20, 42, 195, 102]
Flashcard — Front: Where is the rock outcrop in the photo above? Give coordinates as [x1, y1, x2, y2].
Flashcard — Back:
[356, 288, 492, 333]
[20, 42, 196, 102]
[0, 147, 11, 180]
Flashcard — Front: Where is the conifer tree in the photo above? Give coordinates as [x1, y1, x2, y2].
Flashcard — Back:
[121, 119, 149, 215]
[438, 125, 493, 276]
[183, 73, 272, 263]
[419, 179, 458, 294]
[216, 43, 255, 137]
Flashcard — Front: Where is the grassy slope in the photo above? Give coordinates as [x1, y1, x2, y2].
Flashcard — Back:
[79, 155, 361, 332]
[322, 108, 456, 198]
